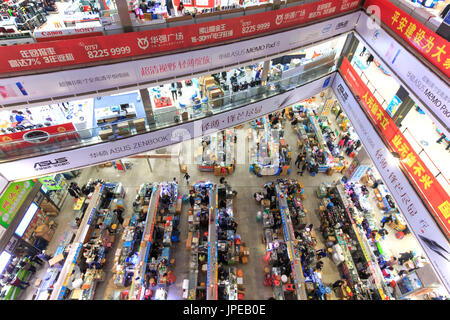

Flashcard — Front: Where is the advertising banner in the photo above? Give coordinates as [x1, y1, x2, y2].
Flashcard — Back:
[38, 176, 62, 190]
[356, 13, 449, 136]
[386, 95, 402, 116]
[0, 74, 334, 180]
[340, 57, 450, 238]
[333, 73, 450, 295]
[0, 180, 35, 229]
[364, 0, 450, 78]
[0, 12, 360, 106]
[0, 123, 79, 154]
[0, 0, 361, 74]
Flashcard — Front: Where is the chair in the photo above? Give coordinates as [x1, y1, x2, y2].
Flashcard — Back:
[285, 283, 295, 291]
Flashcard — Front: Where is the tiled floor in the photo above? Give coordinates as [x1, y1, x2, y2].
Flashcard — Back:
[22, 94, 425, 300]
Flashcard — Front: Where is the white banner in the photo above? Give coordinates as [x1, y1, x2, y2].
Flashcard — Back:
[333, 73, 450, 295]
[0, 12, 359, 106]
[33, 26, 104, 39]
[0, 74, 333, 180]
[355, 13, 450, 136]
[0, 175, 7, 195]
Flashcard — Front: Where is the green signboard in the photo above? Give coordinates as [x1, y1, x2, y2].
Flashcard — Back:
[38, 176, 61, 191]
[0, 180, 35, 229]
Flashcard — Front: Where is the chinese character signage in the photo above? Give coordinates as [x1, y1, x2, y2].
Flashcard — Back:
[0, 0, 361, 74]
[365, 0, 450, 78]
[0, 180, 35, 229]
[38, 176, 61, 191]
[340, 57, 450, 238]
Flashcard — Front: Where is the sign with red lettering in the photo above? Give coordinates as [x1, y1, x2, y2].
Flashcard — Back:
[34, 26, 104, 42]
[0, 123, 79, 154]
[0, 0, 361, 74]
[364, 0, 450, 78]
[340, 57, 450, 238]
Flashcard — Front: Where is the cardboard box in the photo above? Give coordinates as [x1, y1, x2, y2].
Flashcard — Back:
[180, 165, 187, 173]
[305, 282, 315, 293]
[49, 253, 65, 267]
[325, 293, 333, 300]
[34, 278, 42, 287]
[241, 256, 248, 264]
[186, 232, 193, 250]
[176, 198, 182, 214]
[261, 199, 271, 207]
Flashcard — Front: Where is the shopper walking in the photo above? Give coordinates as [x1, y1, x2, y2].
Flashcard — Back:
[436, 134, 446, 144]
[335, 108, 343, 119]
[189, 192, 195, 208]
[366, 54, 374, 66]
[360, 46, 366, 57]
[298, 162, 307, 176]
[332, 279, 345, 289]
[167, 0, 175, 16]
[177, 1, 184, 16]
[9, 275, 30, 290]
[170, 82, 178, 101]
[68, 187, 78, 198]
[398, 251, 414, 265]
[294, 154, 302, 169]
[71, 182, 81, 195]
[184, 172, 190, 185]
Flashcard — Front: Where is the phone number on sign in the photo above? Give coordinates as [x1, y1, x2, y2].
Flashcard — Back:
[85, 45, 131, 59]
[242, 22, 270, 34]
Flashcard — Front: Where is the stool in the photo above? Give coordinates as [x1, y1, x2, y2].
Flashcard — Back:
[395, 231, 405, 239]
[264, 267, 270, 274]
[170, 258, 176, 266]
[238, 293, 244, 300]
[237, 269, 243, 277]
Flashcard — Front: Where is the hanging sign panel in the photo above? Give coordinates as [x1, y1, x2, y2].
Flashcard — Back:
[0, 180, 35, 229]
[339, 57, 450, 239]
[0, 0, 361, 74]
[333, 73, 450, 295]
[355, 13, 449, 136]
[364, 0, 450, 78]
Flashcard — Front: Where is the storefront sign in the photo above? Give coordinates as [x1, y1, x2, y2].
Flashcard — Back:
[38, 176, 61, 190]
[0, 123, 79, 153]
[364, 0, 450, 78]
[355, 13, 449, 136]
[0, 74, 333, 180]
[333, 73, 450, 295]
[33, 26, 104, 42]
[0, 0, 361, 74]
[0, 12, 359, 106]
[0, 180, 35, 229]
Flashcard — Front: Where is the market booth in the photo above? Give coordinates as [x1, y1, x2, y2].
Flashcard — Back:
[248, 115, 291, 176]
[258, 178, 308, 300]
[196, 129, 236, 176]
[127, 181, 179, 300]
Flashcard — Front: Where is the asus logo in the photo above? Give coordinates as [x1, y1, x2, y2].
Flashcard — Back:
[34, 157, 69, 170]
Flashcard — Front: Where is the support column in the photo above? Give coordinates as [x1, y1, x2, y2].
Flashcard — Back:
[115, 0, 134, 33]
[140, 88, 156, 128]
[337, 32, 359, 69]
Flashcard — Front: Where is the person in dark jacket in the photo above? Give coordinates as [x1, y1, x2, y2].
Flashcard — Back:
[294, 154, 302, 169]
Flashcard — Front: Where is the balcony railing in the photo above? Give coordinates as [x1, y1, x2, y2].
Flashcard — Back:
[0, 59, 336, 162]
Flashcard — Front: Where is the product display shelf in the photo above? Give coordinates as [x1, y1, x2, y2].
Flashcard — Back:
[249, 117, 281, 175]
[207, 184, 218, 300]
[276, 184, 307, 300]
[334, 229, 359, 286]
[50, 184, 104, 300]
[338, 183, 392, 299]
[128, 184, 160, 300]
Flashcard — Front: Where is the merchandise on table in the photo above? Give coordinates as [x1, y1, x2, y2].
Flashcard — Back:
[258, 178, 309, 300]
[196, 129, 236, 175]
[249, 114, 291, 176]
[128, 181, 179, 300]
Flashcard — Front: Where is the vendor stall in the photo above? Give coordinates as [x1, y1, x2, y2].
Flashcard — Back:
[196, 129, 236, 175]
[249, 115, 291, 176]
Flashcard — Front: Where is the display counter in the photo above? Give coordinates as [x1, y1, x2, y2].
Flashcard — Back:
[196, 129, 236, 175]
[249, 116, 290, 176]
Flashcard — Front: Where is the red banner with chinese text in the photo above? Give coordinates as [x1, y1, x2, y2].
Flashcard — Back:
[0, 0, 361, 75]
[340, 57, 450, 238]
[364, 0, 450, 78]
